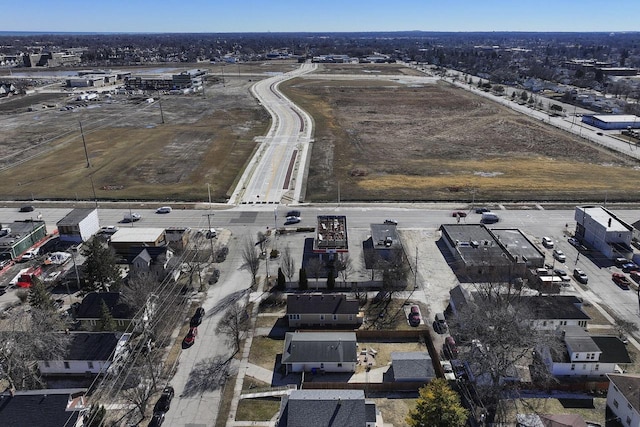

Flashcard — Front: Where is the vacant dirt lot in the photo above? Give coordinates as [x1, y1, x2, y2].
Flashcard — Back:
[281, 64, 640, 202]
[0, 61, 300, 202]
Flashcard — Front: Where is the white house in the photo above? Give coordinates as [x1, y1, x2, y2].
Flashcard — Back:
[575, 206, 634, 260]
[607, 373, 640, 427]
[539, 326, 630, 378]
[38, 332, 130, 376]
[56, 208, 100, 243]
[281, 332, 357, 375]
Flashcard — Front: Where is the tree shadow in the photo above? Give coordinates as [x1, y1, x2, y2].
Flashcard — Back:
[208, 289, 249, 316]
[182, 356, 233, 397]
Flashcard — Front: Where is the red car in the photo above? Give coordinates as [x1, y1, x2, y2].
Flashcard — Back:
[612, 273, 631, 290]
[182, 326, 198, 348]
[452, 211, 467, 218]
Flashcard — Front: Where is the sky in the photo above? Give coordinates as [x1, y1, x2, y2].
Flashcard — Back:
[5, 0, 640, 33]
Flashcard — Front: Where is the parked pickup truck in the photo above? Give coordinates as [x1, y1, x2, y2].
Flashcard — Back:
[612, 273, 631, 290]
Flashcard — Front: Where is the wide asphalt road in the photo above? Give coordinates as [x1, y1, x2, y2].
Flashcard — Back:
[229, 62, 316, 205]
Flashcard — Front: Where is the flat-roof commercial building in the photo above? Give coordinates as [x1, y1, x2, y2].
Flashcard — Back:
[575, 206, 633, 260]
[440, 224, 537, 281]
[108, 228, 166, 257]
[581, 114, 640, 130]
[314, 216, 348, 254]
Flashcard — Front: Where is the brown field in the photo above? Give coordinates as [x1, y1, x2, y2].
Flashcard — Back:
[3, 60, 640, 203]
[0, 63, 300, 202]
[313, 62, 425, 76]
[280, 68, 640, 202]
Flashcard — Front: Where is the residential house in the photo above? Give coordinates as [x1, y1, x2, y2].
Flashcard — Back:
[390, 351, 435, 382]
[57, 208, 100, 243]
[281, 331, 357, 375]
[525, 295, 591, 330]
[0, 388, 87, 427]
[128, 246, 176, 280]
[607, 373, 640, 427]
[286, 294, 363, 328]
[38, 332, 131, 376]
[516, 413, 589, 427]
[75, 292, 137, 331]
[449, 290, 590, 331]
[277, 389, 381, 427]
[539, 326, 631, 377]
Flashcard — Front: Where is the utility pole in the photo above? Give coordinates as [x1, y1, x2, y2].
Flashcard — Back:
[89, 175, 98, 208]
[203, 213, 215, 261]
[414, 246, 418, 289]
[158, 98, 165, 124]
[79, 121, 91, 168]
[207, 183, 212, 207]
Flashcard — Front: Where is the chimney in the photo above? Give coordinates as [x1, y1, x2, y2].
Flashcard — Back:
[608, 218, 612, 227]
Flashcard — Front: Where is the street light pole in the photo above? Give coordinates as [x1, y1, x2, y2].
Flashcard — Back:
[203, 213, 215, 261]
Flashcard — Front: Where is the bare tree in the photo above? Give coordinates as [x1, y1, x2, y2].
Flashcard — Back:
[335, 254, 354, 288]
[120, 378, 155, 423]
[0, 308, 70, 390]
[450, 283, 559, 421]
[256, 231, 271, 257]
[280, 245, 296, 283]
[241, 237, 260, 287]
[381, 247, 409, 293]
[216, 302, 249, 354]
[121, 274, 157, 311]
[306, 257, 324, 290]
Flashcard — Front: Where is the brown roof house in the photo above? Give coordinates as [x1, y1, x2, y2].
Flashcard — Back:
[286, 294, 363, 328]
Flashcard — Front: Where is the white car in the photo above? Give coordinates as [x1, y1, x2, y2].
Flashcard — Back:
[553, 249, 566, 262]
[542, 236, 554, 248]
[20, 248, 40, 262]
[123, 212, 141, 223]
[441, 361, 456, 380]
[156, 206, 172, 214]
[100, 225, 119, 234]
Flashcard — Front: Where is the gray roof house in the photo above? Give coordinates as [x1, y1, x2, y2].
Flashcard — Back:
[0, 388, 87, 427]
[607, 374, 640, 427]
[281, 331, 357, 375]
[286, 294, 363, 328]
[38, 332, 131, 377]
[390, 351, 435, 382]
[277, 389, 380, 427]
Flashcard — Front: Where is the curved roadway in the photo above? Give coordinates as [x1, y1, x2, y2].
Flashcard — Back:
[229, 62, 316, 205]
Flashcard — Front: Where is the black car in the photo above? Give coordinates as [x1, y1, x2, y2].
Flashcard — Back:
[190, 307, 205, 327]
[284, 216, 301, 225]
[148, 412, 165, 427]
[19, 205, 35, 212]
[475, 207, 490, 214]
[286, 210, 301, 218]
[154, 386, 175, 412]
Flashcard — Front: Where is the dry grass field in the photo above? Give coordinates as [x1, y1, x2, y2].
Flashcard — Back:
[0, 61, 301, 202]
[3, 60, 640, 203]
[281, 63, 640, 202]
